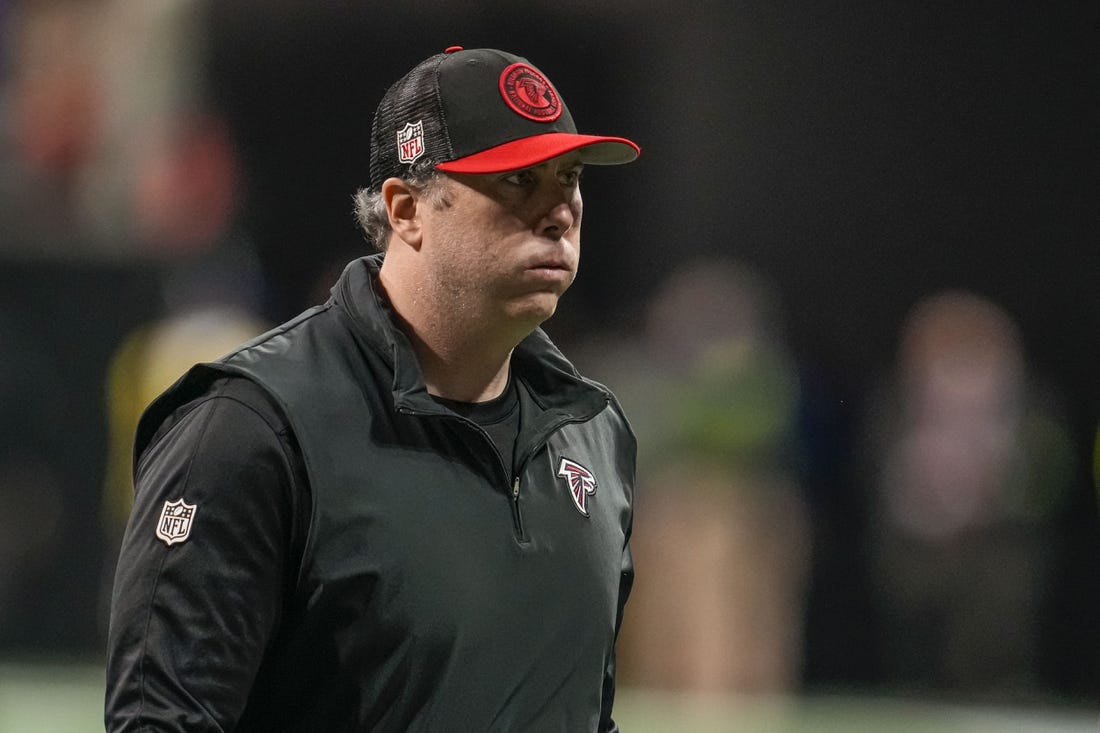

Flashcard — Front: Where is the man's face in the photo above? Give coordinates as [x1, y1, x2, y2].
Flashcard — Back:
[419, 153, 584, 332]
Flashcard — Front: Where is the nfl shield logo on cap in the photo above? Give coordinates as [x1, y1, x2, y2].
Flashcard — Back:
[397, 120, 425, 164]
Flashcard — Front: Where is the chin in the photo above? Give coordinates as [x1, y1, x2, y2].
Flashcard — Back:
[507, 293, 561, 329]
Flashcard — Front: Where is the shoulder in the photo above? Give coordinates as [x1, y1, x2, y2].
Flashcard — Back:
[133, 373, 308, 535]
[135, 372, 304, 494]
[582, 376, 637, 445]
[142, 374, 289, 450]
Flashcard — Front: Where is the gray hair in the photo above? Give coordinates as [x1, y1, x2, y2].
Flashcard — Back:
[352, 167, 446, 251]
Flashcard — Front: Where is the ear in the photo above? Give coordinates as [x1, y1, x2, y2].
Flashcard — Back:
[382, 177, 424, 250]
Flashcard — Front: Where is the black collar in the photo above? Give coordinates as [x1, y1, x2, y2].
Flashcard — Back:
[332, 254, 609, 425]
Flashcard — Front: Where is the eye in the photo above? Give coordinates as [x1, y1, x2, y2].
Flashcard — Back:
[502, 169, 535, 187]
[558, 167, 584, 187]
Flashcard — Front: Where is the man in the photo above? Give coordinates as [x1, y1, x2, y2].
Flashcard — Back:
[105, 46, 640, 731]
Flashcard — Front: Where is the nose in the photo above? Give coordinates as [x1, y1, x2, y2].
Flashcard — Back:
[535, 185, 580, 240]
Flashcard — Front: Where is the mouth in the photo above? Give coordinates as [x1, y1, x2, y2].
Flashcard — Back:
[526, 262, 571, 277]
[522, 259, 574, 287]
[525, 257, 572, 272]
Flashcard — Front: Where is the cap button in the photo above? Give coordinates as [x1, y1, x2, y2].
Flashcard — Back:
[444, 45, 464, 54]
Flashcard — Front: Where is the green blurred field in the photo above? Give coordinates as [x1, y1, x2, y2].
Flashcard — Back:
[2, 663, 1095, 732]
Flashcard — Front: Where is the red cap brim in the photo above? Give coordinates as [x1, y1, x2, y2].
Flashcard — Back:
[435, 133, 640, 174]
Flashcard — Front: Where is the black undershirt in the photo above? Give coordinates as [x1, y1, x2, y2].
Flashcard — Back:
[431, 376, 521, 478]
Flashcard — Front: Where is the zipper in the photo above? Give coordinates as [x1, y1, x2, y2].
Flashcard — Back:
[505, 406, 612, 542]
[415, 408, 527, 540]
[504, 410, 602, 542]
[509, 476, 524, 539]
[453, 414, 527, 541]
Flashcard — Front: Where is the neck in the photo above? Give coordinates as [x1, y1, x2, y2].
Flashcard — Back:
[407, 317, 516, 402]
[379, 257, 523, 403]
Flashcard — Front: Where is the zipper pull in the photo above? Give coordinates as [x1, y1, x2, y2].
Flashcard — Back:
[512, 477, 520, 500]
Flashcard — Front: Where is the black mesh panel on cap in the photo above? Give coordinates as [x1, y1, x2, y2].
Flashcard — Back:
[368, 54, 454, 191]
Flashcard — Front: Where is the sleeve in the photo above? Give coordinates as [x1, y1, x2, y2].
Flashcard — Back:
[599, 401, 637, 732]
[104, 378, 302, 732]
[599, 534, 635, 733]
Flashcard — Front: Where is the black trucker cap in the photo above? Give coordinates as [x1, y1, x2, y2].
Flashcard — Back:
[368, 46, 640, 191]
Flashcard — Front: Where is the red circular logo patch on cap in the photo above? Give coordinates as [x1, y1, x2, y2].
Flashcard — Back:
[499, 62, 562, 122]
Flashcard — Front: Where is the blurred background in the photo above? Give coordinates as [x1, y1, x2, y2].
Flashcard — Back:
[0, 0, 1097, 729]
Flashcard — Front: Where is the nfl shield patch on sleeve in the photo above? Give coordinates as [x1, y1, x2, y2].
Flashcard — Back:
[156, 498, 197, 546]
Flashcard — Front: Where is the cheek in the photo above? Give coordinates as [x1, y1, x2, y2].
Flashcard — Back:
[568, 196, 583, 249]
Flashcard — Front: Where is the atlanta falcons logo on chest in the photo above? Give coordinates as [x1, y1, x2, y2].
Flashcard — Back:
[557, 457, 597, 516]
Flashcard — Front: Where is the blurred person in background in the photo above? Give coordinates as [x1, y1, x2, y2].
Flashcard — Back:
[859, 290, 1075, 700]
[584, 257, 812, 695]
[0, 0, 104, 257]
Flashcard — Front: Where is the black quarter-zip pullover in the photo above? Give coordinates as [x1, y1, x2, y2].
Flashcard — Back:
[105, 254, 636, 732]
